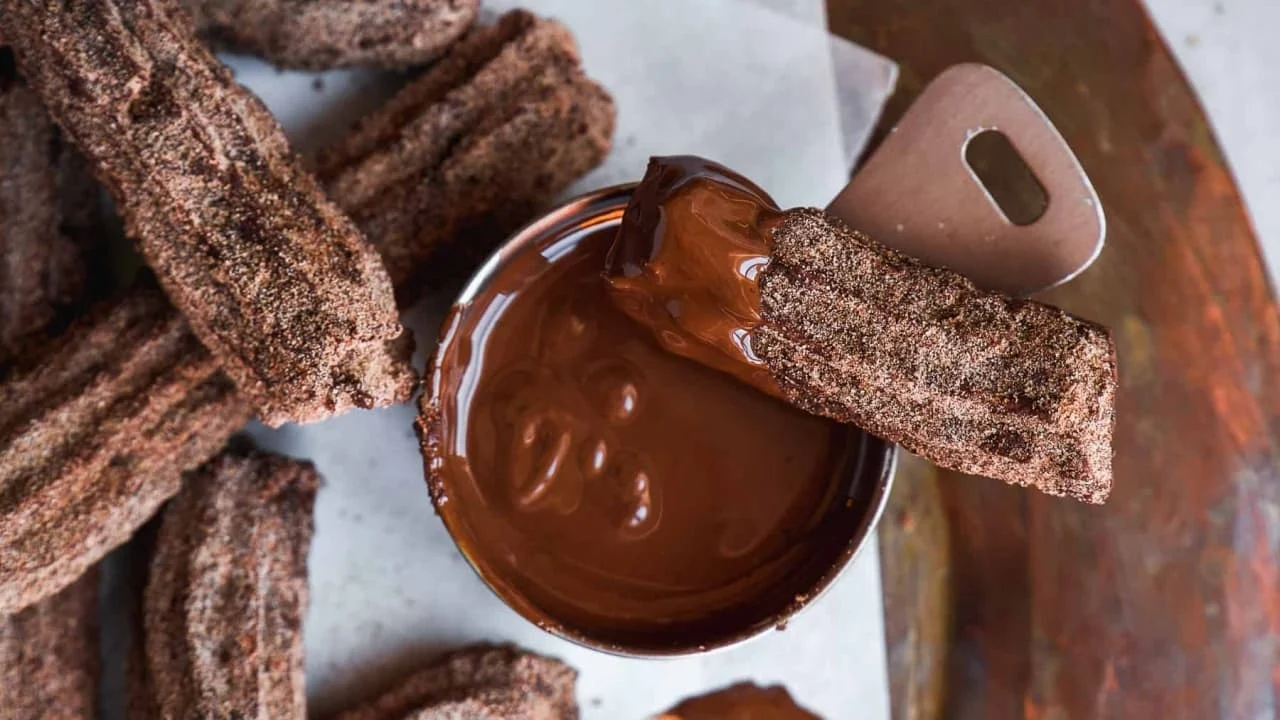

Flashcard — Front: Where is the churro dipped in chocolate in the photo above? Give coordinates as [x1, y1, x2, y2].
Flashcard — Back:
[657, 683, 822, 720]
[0, 0, 412, 426]
[185, 0, 478, 70]
[318, 9, 615, 300]
[331, 644, 578, 720]
[0, 569, 99, 719]
[0, 52, 102, 364]
[0, 10, 613, 613]
[0, 288, 252, 615]
[608, 157, 1116, 503]
[137, 449, 317, 719]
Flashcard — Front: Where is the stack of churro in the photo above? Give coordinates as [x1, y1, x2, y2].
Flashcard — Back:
[0, 1, 613, 713]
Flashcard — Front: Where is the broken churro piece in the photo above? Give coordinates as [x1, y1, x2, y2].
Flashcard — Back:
[0, 0, 411, 426]
[318, 9, 616, 299]
[608, 157, 1116, 503]
[331, 644, 578, 720]
[0, 569, 99, 719]
[0, 288, 252, 615]
[0, 52, 101, 364]
[139, 449, 317, 718]
[185, 0, 479, 70]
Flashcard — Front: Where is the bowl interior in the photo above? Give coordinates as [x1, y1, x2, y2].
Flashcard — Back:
[423, 186, 897, 657]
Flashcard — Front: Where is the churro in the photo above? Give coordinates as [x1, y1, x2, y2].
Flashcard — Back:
[185, 0, 478, 70]
[0, 569, 99, 719]
[318, 9, 615, 299]
[0, 53, 101, 363]
[0, 0, 412, 426]
[0, 288, 251, 615]
[139, 449, 317, 718]
[331, 644, 577, 720]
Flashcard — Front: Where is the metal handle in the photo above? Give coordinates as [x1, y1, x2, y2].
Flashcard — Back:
[827, 63, 1105, 296]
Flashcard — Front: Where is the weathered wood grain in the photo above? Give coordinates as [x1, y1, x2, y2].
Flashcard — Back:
[828, 1, 1280, 717]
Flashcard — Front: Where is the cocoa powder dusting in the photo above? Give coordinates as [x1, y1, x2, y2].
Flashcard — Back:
[137, 449, 318, 718]
[0, 288, 253, 615]
[0, 570, 99, 718]
[757, 209, 1116, 503]
[0, 56, 102, 365]
[318, 10, 616, 299]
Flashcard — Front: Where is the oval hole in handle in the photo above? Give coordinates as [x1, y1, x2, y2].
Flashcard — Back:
[964, 129, 1049, 227]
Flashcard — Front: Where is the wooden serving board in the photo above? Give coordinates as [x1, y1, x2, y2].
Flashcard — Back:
[826, 1, 1280, 717]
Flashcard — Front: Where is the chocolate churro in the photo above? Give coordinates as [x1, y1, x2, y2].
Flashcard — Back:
[609, 157, 1116, 502]
[331, 644, 578, 720]
[138, 449, 317, 719]
[0, 569, 99, 719]
[0, 52, 101, 364]
[658, 683, 822, 720]
[318, 9, 615, 298]
[0, 288, 252, 615]
[185, 0, 479, 70]
[0, 0, 412, 426]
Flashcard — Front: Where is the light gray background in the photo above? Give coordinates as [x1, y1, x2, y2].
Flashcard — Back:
[1144, 0, 1280, 276]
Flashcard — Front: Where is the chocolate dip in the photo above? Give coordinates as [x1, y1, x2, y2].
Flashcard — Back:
[606, 156, 783, 398]
[424, 188, 889, 653]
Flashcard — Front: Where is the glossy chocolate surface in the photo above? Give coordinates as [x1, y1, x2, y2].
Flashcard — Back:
[426, 190, 887, 653]
[607, 156, 783, 397]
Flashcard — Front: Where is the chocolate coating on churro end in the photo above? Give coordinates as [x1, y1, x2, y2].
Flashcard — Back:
[331, 644, 578, 720]
[317, 9, 616, 299]
[186, 0, 479, 70]
[0, 569, 99, 719]
[140, 449, 317, 719]
[0, 288, 252, 614]
[756, 209, 1116, 503]
[0, 0, 412, 426]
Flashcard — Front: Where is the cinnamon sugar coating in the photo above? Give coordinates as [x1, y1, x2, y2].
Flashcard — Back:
[185, 0, 479, 70]
[138, 449, 317, 719]
[331, 644, 578, 720]
[757, 210, 1116, 503]
[0, 54, 102, 364]
[0, 289, 252, 615]
[318, 9, 616, 299]
[0, 569, 99, 719]
[0, 8, 612, 613]
[0, 0, 411, 426]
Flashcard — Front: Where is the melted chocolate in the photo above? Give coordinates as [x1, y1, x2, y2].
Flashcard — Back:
[607, 156, 783, 397]
[429, 194, 878, 652]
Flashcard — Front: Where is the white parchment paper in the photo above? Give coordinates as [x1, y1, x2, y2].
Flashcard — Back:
[214, 2, 899, 718]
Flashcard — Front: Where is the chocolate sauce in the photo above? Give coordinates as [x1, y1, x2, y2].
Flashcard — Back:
[606, 156, 783, 398]
[428, 190, 880, 652]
